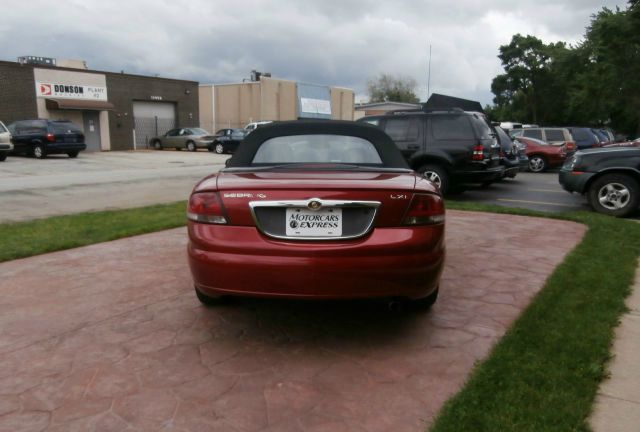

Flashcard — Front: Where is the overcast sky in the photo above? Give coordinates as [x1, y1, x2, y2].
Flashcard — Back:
[1, 0, 627, 105]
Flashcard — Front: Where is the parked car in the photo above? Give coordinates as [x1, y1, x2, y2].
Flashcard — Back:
[8, 119, 86, 158]
[187, 120, 445, 310]
[495, 126, 528, 178]
[150, 128, 215, 151]
[591, 128, 612, 146]
[603, 140, 640, 149]
[209, 128, 247, 154]
[0, 121, 13, 161]
[514, 136, 567, 172]
[357, 108, 504, 194]
[560, 148, 640, 217]
[244, 121, 272, 133]
[499, 121, 523, 132]
[510, 127, 576, 152]
[566, 127, 601, 149]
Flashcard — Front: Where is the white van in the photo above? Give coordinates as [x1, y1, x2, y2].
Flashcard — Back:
[499, 122, 523, 131]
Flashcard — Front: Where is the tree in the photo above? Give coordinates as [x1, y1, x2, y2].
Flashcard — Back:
[367, 74, 420, 103]
[487, 2, 639, 136]
[490, 34, 568, 124]
[570, 4, 640, 135]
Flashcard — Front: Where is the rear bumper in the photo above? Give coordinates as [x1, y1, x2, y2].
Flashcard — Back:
[188, 223, 445, 300]
[502, 158, 520, 177]
[47, 143, 87, 154]
[454, 166, 505, 184]
[518, 156, 529, 171]
[547, 154, 567, 168]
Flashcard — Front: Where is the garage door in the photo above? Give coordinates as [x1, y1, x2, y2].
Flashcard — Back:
[133, 101, 176, 149]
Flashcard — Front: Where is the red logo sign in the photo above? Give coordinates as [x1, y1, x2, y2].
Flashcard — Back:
[40, 84, 52, 95]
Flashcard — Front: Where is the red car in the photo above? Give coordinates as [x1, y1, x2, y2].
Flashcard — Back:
[515, 136, 568, 172]
[187, 121, 446, 309]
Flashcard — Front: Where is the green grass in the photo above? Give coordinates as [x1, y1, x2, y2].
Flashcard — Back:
[0, 201, 187, 262]
[430, 201, 640, 432]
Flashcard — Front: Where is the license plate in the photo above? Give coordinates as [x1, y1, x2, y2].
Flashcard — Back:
[285, 208, 342, 237]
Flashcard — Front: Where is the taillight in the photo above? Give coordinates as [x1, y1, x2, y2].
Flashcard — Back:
[567, 141, 576, 152]
[472, 144, 484, 161]
[46, 133, 56, 142]
[403, 194, 445, 226]
[187, 192, 227, 224]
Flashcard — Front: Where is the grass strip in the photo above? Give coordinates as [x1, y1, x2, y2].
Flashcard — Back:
[430, 201, 640, 432]
[0, 201, 187, 262]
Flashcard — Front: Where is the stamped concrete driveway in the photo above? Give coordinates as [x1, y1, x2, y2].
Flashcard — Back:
[0, 211, 586, 432]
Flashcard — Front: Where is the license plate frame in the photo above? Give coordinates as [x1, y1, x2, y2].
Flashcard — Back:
[285, 207, 343, 237]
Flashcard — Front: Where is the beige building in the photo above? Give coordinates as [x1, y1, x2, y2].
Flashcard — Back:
[199, 76, 354, 133]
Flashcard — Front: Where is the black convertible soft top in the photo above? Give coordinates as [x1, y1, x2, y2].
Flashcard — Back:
[225, 120, 410, 169]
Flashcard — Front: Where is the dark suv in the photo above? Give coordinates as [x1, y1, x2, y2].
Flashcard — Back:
[8, 119, 87, 159]
[358, 109, 504, 193]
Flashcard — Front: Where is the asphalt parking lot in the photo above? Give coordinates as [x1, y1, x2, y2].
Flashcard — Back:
[456, 171, 590, 213]
[0, 151, 227, 222]
[0, 211, 586, 431]
[0, 151, 604, 224]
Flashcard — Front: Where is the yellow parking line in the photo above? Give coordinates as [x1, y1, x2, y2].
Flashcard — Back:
[497, 198, 576, 207]
[528, 188, 567, 194]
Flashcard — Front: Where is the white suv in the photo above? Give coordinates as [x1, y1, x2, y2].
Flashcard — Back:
[0, 121, 13, 161]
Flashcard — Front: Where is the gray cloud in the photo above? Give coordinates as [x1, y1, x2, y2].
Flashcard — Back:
[0, 0, 627, 105]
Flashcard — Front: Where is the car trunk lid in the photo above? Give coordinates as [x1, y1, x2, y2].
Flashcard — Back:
[205, 170, 426, 230]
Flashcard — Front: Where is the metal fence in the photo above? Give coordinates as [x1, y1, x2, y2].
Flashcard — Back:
[133, 117, 176, 149]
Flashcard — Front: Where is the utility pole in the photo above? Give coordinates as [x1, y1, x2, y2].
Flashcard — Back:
[427, 44, 432, 100]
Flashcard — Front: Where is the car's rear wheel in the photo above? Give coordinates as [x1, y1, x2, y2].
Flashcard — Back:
[32, 144, 46, 159]
[67, 151, 79, 158]
[417, 164, 449, 194]
[409, 287, 439, 311]
[195, 286, 229, 306]
[587, 173, 639, 217]
[0, 153, 7, 161]
[214, 143, 225, 154]
[153, 140, 163, 150]
[528, 155, 547, 172]
[186, 141, 197, 152]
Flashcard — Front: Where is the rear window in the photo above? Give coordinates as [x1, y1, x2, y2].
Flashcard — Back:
[545, 129, 565, 141]
[432, 115, 475, 140]
[383, 117, 419, 141]
[51, 122, 82, 134]
[523, 129, 543, 140]
[571, 129, 589, 140]
[0, 123, 6, 133]
[15, 120, 47, 134]
[252, 134, 383, 165]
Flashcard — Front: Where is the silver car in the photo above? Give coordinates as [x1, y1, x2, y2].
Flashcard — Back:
[150, 128, 215, 151]
[0, 121, 13, 161]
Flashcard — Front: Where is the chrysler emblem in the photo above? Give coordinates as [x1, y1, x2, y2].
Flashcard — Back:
[307, 200, 322, 211]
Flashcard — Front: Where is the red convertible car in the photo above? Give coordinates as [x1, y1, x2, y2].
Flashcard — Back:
[187, 121, 446, 309]
[515, 136, 568, 172]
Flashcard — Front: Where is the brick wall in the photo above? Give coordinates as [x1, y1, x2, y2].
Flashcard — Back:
[105, 74, 199, 150]
[0, 61, 38, 124]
